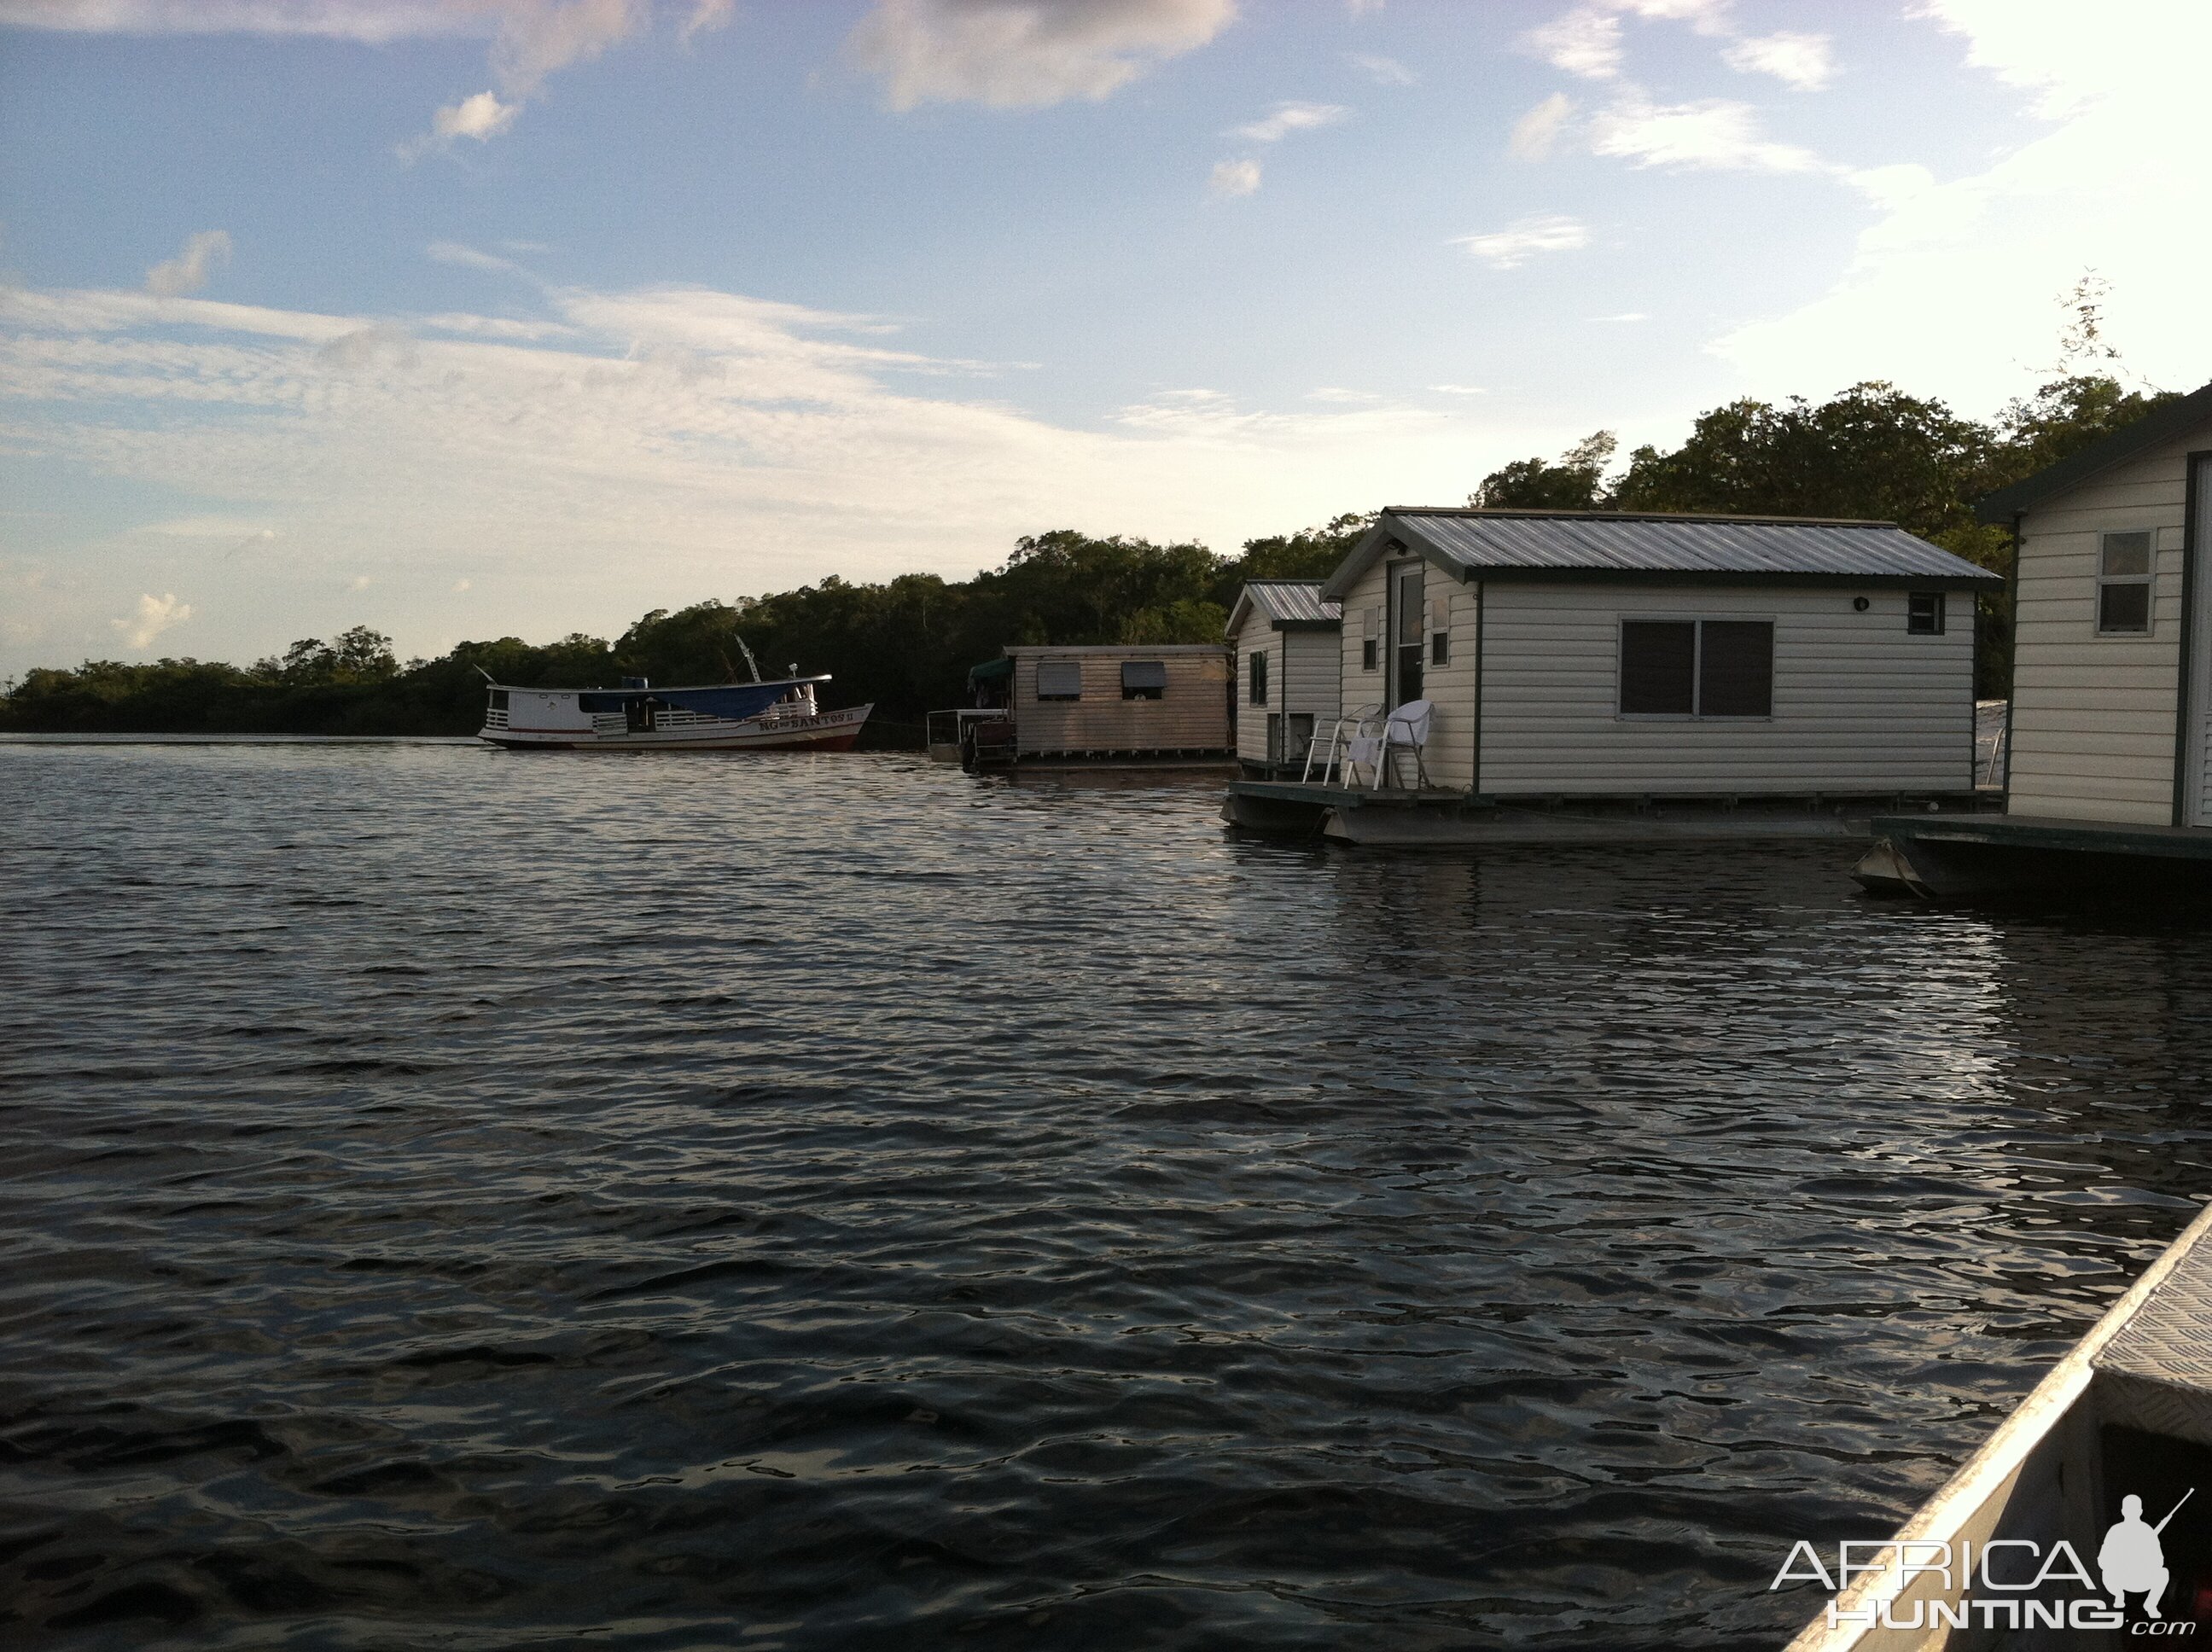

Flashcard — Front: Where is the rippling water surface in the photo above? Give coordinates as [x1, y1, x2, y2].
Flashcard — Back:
[7, 742, 2212, 1649]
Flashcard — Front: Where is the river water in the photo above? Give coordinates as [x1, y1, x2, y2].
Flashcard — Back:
[4, 741, 2210, 1649]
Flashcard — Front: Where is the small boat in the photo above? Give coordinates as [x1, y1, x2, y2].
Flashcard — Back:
[1788, 1201, 2212, 1645]
[477, 674, 871, 752]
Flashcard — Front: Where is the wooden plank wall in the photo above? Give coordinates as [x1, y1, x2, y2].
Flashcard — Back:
[2007, 429, 2198, 824]
[1012, 650, 1231, 755]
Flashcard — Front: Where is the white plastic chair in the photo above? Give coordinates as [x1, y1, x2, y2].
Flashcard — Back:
[1306, 702, 1383, 783]
[1365, 698, 1433, 790]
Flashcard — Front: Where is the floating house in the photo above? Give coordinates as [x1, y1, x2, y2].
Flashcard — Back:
[1861, 381, 2212, 897]
[1225, 580, 1342, 776]
[943, 643, 1231, 767]
[1226, 507, 2003, 842]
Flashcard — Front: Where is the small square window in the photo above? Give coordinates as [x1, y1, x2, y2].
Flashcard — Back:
[2098, 531, 2154, 635]
[1121, 660, 1167, 701]
[1906, 591, 1945, 635]
[1035, 659, 1082, 700]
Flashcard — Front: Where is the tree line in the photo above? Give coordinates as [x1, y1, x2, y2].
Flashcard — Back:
[0, 368, 2175, 737]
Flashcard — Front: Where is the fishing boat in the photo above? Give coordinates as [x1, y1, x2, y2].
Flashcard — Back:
[476, 673, 870, 752]
[1788, 1201, 2212, 1646]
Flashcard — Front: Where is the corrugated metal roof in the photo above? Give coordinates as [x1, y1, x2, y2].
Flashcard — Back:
[1239, 580, 1342, 624]
[1391, 510, 2000, 583]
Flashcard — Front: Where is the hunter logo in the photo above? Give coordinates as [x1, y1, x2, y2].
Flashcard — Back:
[2103, 1492, 2194, 1621]
[1775, 1489, 2200, 1636]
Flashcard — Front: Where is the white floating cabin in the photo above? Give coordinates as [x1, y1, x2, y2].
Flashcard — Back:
[1225, 507, 2002, 842]
[1225, 580, 1342, 777]
[1860, 380, 2212, 899]
[958, 643, 1231, 767]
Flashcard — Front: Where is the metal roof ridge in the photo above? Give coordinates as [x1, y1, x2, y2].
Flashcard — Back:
[1383, 505, 1904, 527]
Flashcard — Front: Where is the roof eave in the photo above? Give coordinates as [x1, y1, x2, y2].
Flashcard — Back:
[1973, 380, 2212, 524]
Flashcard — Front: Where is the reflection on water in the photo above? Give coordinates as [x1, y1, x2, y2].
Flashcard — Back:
[3, 743, 2210, 1649]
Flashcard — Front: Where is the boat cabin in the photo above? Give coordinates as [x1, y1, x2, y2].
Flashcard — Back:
[1226, 580, 1342, 777]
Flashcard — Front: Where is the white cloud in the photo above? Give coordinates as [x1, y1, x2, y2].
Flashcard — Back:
[1586, 93, 1817, 172]
[1449, 214, 1589, 270]
[1208, 157, 1260, 197]
[1510, 91, 1575, 160]
[1592, 311, 1648, 322]
[1307, 387, 1381, 404]
[1429, 383, 1487, 395]
[1231, 101, 1349, 143]
[428, 239, 519, 273]
[1525, 7, 1622, 79]
[2, 270, 1513, 676]
[145, 229, 231, 297]
[490, 0, 647, 98]
[845, 0, 1237, 112]
[8, 2, 669, 151]
[1348, 52, 1413, 85]
[1714, 1, 2212, 414]
[0, 3, 483, 43]
[401, 90, 519, 160]
[1722, 31, 1834, 90]
[112, 590, 190, 649]
[678, 0, 730, 44]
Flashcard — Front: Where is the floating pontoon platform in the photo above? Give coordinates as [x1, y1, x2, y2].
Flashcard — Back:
[1854, 814, 2212, 902]
[1225, 782, 1994, 847]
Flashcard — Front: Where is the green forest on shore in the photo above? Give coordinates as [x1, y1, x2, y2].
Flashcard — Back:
[0, 369, 2174, 739]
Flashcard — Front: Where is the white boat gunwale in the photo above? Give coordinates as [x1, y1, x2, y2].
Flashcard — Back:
[1789, 1199, 2212, 1649]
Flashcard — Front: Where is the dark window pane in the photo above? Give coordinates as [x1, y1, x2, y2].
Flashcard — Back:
[1620, 621, 1696, 714]
[1036, 660, 1082, 699]
[1430, 630, 1450, 666]
[1907, 591, 1944, 634]
[2100, 582, 2151, 633]
[1699, 621, 1773, 716]
[1248, 651, 1267, 705]
[1361, 638, 1378, 671]
[1122, 660, 1167, 689]
[1395, 566, 1423, 644]
[2102, 531, 2152, 576]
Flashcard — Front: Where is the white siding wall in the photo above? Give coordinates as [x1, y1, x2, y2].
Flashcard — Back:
[1011, 648, 1231, 755]
[2006, 431, 2198, 824]
[1234, 619, 1343, 765]
[1334, 556, 1478, 788]
[1231, 612, 1273, 764]
[1477, 584, 1976, 795]
[1284, 630, 1341, 727]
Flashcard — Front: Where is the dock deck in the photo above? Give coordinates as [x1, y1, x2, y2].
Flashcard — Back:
[1227, 782, 1991, 846]
[1866, 812, 2212, 899]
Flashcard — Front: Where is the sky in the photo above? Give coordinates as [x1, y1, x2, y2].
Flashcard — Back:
[0, 0, 2207, 677]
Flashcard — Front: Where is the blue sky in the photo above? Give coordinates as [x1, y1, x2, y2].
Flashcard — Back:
[1, 0, 2205, 675]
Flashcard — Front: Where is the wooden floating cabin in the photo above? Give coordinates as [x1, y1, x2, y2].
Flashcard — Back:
[1226, 580, 1342, 777]
[1789, 1200, 2212, 1649]
[1860, 379, 2212, 899]
[936, 643, 1232, 770]
[1225, 507, 2004, 844]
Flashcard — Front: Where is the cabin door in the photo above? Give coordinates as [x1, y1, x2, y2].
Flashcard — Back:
[1393, 562, 1424, 708]
[2189, 457, 2212, 825]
